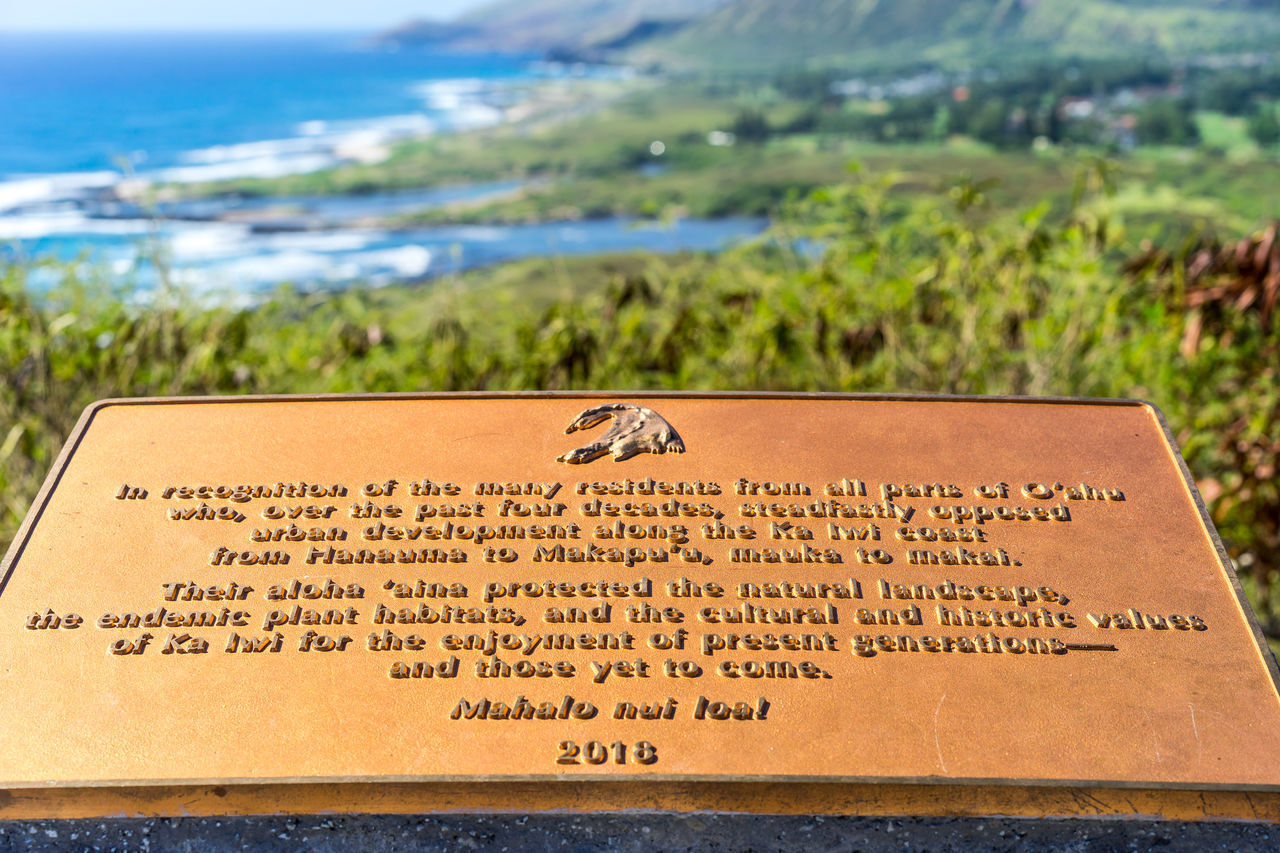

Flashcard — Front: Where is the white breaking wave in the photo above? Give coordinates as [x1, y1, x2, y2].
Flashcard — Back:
[0, 172, 120, 214]
[413, 78, 488, 111]
[165, 224, 388, 264]
[346, 245, 433, 278]
[2, 71, 525, 219]
[152, 153, 340, 184]
[411, 79, 508, 130]
[150, 114, 439, 183]
[3, 109, 445, 214]
[257, 230, 386, 254]
[165, 223, 256, 262]
[0, 211, 154, 239]
[170, 243, 432, 293]
[3, 62, 684, 295]
[434, 225, 511, 242]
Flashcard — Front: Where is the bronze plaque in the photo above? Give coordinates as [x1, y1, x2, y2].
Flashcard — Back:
[2, 393, 1279, 820]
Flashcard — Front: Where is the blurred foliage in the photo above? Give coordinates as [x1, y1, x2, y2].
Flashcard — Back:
[1126, 222, 1280, 633]
[1249, 103, 1280, 148]
[2, 171, 1278, 636]
[0, 260, 252, 526]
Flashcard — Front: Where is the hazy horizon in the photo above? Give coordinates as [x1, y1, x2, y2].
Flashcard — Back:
[0, 0, 490, 32]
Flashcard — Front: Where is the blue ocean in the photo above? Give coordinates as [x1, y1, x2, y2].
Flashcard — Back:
[0, 32, 763, 294]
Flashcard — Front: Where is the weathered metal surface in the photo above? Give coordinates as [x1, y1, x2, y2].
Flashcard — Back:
[1, 393, 1277, 819]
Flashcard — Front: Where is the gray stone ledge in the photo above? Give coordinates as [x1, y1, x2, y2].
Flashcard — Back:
[0, 814, 1276, 852]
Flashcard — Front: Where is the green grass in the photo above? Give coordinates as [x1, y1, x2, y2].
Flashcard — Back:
[1194, 110, 1258, 159]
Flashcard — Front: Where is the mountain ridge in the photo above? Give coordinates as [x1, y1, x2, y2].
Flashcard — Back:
[380, 0, 728, 54]
[633, 0, 1280, 69]
[379, 0, 1280, 69]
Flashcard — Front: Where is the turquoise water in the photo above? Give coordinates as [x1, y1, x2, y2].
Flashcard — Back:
[0, 32, 764, 293]
[0, 32, 535, 176]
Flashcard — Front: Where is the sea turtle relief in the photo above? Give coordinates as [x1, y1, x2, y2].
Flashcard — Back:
[556, 403, 686, 464]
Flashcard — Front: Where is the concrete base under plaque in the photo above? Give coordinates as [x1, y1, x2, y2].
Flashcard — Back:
[2, 814, 1279, 853]
[1, 393, 1278, 822]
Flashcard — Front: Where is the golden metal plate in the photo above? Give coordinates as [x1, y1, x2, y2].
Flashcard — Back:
[2, 393, 1279, 820]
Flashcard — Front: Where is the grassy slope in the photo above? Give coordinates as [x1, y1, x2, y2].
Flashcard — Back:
[635, 0, 1280, 70]
[394, 138, 1275, 240]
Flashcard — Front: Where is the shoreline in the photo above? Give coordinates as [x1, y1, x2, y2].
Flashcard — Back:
[0, 61, 681, 294]
[157, 71, 643, 204]
[0, 69, 632, 213]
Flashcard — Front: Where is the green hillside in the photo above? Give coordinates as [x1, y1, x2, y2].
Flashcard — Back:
[385, 0, 728, 53]
[632, 0, 1280, 70]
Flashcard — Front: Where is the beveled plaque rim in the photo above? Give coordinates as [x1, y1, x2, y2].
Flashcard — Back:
[11, 771, 1280, 794]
